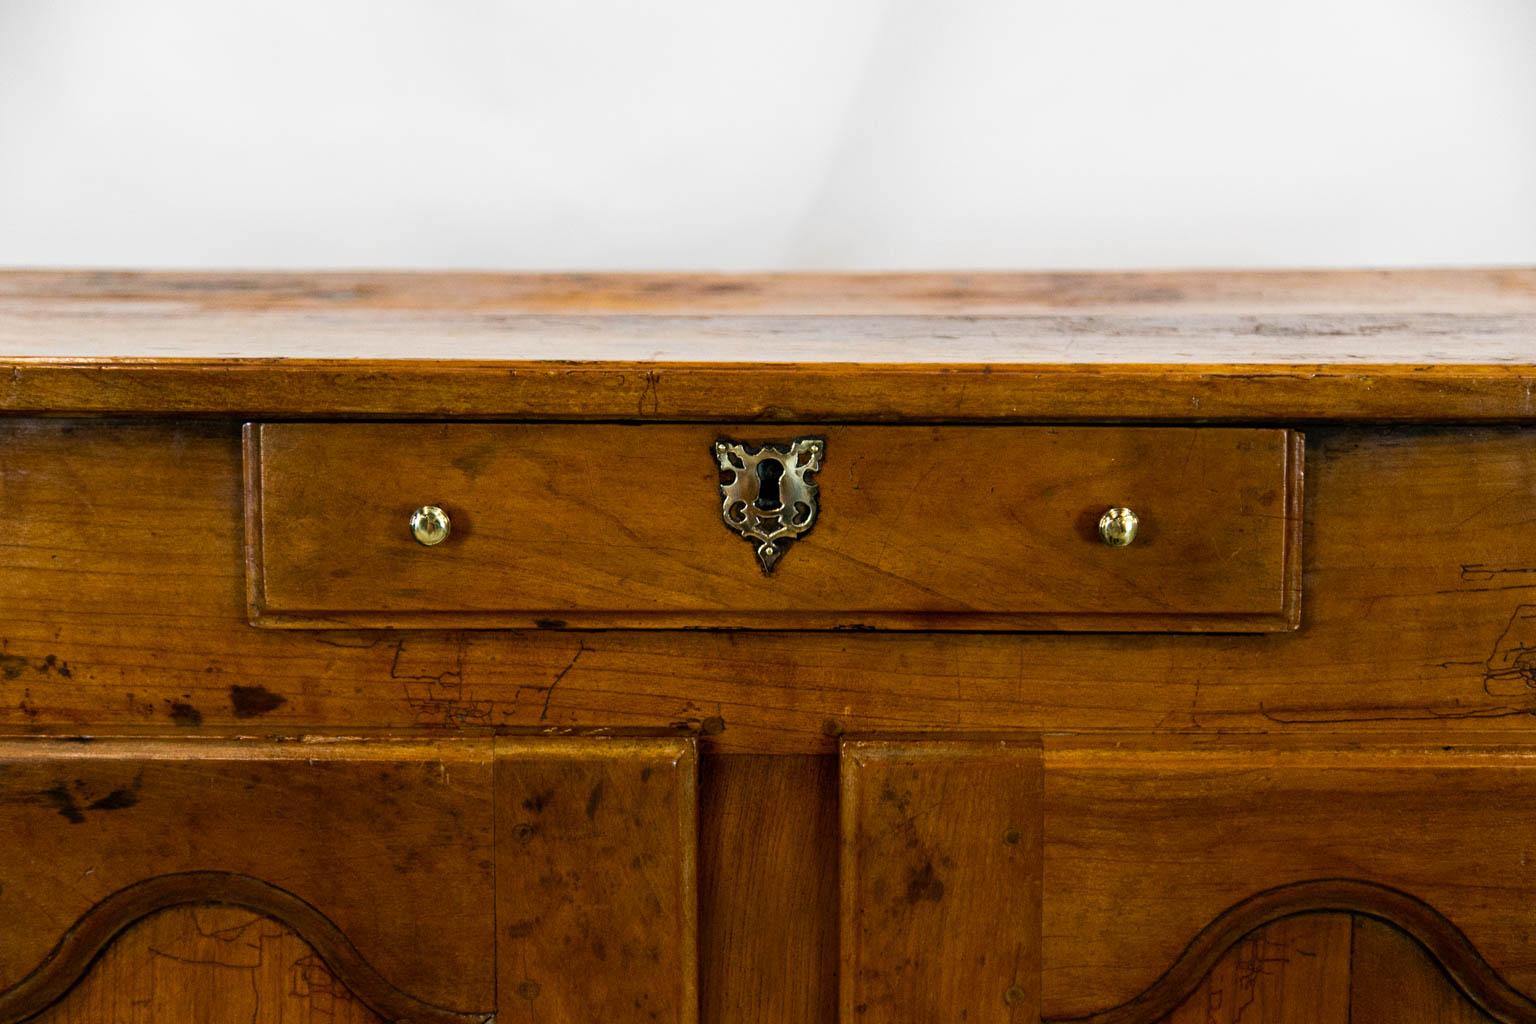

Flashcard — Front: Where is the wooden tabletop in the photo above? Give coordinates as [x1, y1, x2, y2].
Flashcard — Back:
[1, 269, 1532, 420]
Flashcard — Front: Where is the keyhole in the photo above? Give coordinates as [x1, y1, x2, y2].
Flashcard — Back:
[755, 458, 784, 510]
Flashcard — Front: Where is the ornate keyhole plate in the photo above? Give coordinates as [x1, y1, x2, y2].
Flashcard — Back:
[714, 437, 824, 573]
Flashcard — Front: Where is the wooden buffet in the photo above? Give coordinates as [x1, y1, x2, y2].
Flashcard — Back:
[1, 268, 1535, 1023]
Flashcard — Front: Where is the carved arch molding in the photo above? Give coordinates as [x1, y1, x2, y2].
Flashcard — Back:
[5, 737, 1536, 1022]
[0, 875, 1530, 1023]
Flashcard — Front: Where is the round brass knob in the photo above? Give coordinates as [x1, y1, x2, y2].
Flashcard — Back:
[410, 505, 451, 546]
[1098, 506, 1139, 547]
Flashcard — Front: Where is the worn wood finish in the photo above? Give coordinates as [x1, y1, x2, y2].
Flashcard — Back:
[698, 754, 838, 1024]
[248, 423, 1300, 631]
[1159, 915, 1353, 1024]
[7, 268, 1536, 1021]
[7, 268, 1535, 314]
[1350, 917, 1497, 1024]
[495, 737, 698, 1024]
[27, 906, 384, 1024]
[1041, 742, 1536, 1021]
[0, 873, 489, 1024]
[1, 270, 1535, 422]
[3, 420, 1533, 751]
[0, 738, 495, 1020]
[840, 737, 1044, 1023]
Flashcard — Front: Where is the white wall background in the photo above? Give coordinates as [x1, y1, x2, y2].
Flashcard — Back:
[0, 0, 1533, 270]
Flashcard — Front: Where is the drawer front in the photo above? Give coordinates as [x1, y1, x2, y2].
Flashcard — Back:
[246, 423, 1301, 631]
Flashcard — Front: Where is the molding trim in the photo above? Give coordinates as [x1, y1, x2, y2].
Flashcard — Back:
[0, 871, 493, 1024]
[1046, 878, 1536, 1024]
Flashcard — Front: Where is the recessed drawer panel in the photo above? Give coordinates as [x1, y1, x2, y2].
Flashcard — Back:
[245, 424, 1301, 631]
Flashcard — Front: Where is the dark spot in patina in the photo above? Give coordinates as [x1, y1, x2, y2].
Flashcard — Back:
[905, 860, 945, 904]
[1, 652, 72, 680]
[43, 784, 84, 824]
[88, 787, 139, 812]
[167, 701, 203, 727]
[521, 788, 554, 813]
[585, 780, 606, 820]
[534, 619, 568, 629]
[700, 715, 726, 735]
[230, 685, 287, 719]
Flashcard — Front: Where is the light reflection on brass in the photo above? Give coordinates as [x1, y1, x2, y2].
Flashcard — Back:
[410, 505, 451, 546]
[1098, 506, 1139, 547]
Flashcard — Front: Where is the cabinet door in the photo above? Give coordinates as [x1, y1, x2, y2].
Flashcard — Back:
[1042, 739, 1536, 1023]
[0, 738, 496, 1024]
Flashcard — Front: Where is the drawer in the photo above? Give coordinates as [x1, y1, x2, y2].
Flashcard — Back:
[245, 423, 1302, 631]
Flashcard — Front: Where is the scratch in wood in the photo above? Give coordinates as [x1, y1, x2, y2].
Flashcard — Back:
[541, 641, 587, 721]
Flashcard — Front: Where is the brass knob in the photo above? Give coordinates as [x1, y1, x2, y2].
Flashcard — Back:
[1098, 506, 1139, 547]
[410, 505, 451, 546]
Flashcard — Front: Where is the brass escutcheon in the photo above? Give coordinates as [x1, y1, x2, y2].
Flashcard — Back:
[714, 437, 824, 573]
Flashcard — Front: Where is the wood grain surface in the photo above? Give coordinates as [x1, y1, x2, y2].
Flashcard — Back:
[698, 754, 838, 1024]
[1, 270, 1534, 420]
[1350, 917, 1497, 1024]
[1040, 741, 1536, 1020]
[3, 420, 1533, 752]
[840, 737, 1043, 1023]
[496, 737, 698, 1024]
[0, 738, 495, 1018]
[248, 423, 1300, 631]
[5, 267, 1536, 1020]
[25, 907, 385, 1024]
[1159, 915, 1353, 1024]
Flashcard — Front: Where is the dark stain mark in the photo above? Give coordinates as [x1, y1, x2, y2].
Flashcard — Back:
[905, 860, 945, 904]
[510, 823, 536, 842]
[167, 701, 203, 727]
[43, 784, 84, 824]
[450, 441, 499, 477]
[534, 618, 568, 630]
[229, 684, 288, 719]
[522, 788, 555, 814]
[88, 787, 138, 812]
[700, 715, 726, 736]
[640, 766, 654, 782]
[1003, 827, 1022, 846]
[515, 980, 541, 1001]
[821, 718, 844, 737]
[504, 917, 539, 938]
[585, 780, 606, 820]
[0, 651, 72, 680]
